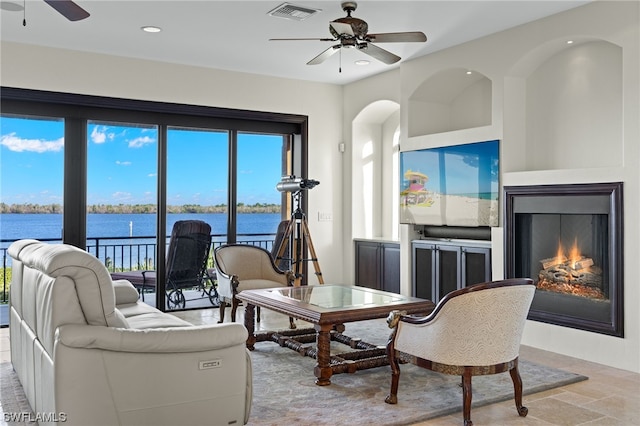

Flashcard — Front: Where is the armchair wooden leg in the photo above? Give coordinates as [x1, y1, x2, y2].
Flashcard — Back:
[217, 298, 226, 323]
[462, 369, 473, 426]
[257, 306, 261, 323]
[231, 297, 239, 322]
[385, 347, 400, 404]
[289, 316, 296, 329]
[509, 360, 529, 417]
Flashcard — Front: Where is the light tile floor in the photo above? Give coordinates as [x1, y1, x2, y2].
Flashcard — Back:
[2, 307, 639, 425]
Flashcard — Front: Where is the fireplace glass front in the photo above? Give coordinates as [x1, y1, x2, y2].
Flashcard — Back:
[504, 183, 623, 337]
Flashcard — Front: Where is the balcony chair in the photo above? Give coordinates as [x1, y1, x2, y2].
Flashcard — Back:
[110, 220, 218, 309]
[215, 243, 295, 329]
[271, 219, 291, 271]
[385, 278, 536, 426]
[164, 220, 219, 308]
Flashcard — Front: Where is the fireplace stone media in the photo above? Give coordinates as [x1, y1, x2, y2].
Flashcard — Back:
[504, 182, 623, 337]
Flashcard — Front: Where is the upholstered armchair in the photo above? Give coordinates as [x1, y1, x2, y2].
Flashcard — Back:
[385, 278, 536, 426]
[214, 244, 295, 328]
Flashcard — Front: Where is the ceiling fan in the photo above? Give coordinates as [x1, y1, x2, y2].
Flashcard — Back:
[270, 1, 427, 66]
[43, 0, 90, 21]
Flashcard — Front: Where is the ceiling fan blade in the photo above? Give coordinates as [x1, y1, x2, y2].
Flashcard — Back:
[307, 45, 341, 65]
[358, 43, 401, 65]
[43, 0, 90, 21]
[330, 21, 354, 37]
[366, 32, 427, 43]
[270, 38, 335, 42]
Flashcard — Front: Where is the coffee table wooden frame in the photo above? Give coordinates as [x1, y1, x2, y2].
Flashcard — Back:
[236, 285, 435, 385]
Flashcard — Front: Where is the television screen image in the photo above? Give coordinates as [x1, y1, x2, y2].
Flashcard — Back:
[400, 140, 499, 227]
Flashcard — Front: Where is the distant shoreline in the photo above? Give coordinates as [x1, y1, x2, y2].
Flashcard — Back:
[0, 203, 280, 215]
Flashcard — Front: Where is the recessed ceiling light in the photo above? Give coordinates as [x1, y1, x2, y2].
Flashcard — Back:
[466, 70, 473, 75]
[0, 1, 24, 12]
[141, 26, 162, 33]
[567, 40, 574, 44]
[355, 60, 370, 66]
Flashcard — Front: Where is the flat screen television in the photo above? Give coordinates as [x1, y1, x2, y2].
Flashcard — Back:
[399, 140, 499, 227]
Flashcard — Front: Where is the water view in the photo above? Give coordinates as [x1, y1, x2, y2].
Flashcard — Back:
[1, 213, 282, 268]
[1, 212, 282, 242]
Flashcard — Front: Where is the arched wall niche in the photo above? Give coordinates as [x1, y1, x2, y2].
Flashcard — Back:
[506, 39, 623, 172]
[408, 68, 492, 137]
[352, 100, 400, 240]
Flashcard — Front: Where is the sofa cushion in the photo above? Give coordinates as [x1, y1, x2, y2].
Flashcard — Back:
[125, 313, 193, 329]
[116, 302, 160, 318]
[112, 309, 130, 328]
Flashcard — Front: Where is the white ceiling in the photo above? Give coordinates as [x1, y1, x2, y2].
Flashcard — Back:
[1, 0, 591, 85]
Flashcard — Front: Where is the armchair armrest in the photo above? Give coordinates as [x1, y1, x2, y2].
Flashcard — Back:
[216, 269, 239, 300]
[56, 323, 248, 353]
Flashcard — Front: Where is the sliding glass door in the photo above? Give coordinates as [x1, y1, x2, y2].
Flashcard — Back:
[0, 115, 64, 307]
[236, 132, 288, 245]
[165, 127, 228, 311]
[1, 87, 308, 313]
[86, 121, 158, 305]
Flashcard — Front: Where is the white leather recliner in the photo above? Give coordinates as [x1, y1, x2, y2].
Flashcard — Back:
[8, 239, 252, 426]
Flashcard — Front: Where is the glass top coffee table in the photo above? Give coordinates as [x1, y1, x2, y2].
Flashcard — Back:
[236, 285, 435, 385]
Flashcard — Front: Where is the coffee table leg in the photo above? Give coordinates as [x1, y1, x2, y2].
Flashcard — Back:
[313, 324, 333, 386]
[244, 303, 256, 351]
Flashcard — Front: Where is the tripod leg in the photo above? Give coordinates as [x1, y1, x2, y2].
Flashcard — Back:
[275, 220, 294, 269]
[292, 221, 303, 287]
[301, 219, 324, 284]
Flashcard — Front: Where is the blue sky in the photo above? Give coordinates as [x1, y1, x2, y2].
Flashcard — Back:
[1, 116, 283, 205]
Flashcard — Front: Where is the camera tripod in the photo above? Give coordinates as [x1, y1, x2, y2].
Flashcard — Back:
[274, 191, 324, 286]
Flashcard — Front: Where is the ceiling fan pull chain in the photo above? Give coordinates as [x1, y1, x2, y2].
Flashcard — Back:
[22, 0, 26, 26]
[339, 48, 342, 73]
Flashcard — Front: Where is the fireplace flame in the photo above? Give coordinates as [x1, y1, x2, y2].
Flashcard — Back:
[554, 238, 582, 269]
[556, 240, 564, 263]
[568, 238, 581, 269]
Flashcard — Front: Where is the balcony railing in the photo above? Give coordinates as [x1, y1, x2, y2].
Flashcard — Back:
[0, 233, 277, 305]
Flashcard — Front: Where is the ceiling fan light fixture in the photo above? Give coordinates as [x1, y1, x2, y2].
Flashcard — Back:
[268, 3, 321, 21]
[355, 59, 370, 66]
[141, 26, 162, 33]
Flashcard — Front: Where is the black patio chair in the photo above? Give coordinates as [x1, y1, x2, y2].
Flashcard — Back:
[111, 220, 218, 309]
[164, 220, 219, 309]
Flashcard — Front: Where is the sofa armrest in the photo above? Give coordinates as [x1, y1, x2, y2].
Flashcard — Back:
[112, 279, 140, 305]
[56, 323, 248, 353]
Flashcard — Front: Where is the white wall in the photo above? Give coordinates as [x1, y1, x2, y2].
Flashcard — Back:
[342, 1, 640, 373]
[0, 41, 345, 286]
[343, 70, 401, 283]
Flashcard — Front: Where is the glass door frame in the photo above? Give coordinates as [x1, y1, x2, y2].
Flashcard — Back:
[1, 87, 309, 311]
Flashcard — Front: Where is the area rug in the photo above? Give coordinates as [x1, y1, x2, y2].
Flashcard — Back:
[0, 363, 36, 425]
[0, 319, 587, 426]
[246, 319, 588, 426]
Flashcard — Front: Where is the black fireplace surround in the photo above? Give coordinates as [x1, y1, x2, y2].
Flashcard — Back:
[504, 182, 623, 337]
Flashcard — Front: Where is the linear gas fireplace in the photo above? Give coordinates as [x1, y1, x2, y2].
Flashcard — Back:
[504, 182, 623, 337]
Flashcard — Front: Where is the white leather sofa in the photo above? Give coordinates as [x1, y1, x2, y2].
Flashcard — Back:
[8, 239, 252, 426]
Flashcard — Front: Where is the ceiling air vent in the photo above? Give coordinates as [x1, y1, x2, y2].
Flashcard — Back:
[268, 3, 321, 21]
